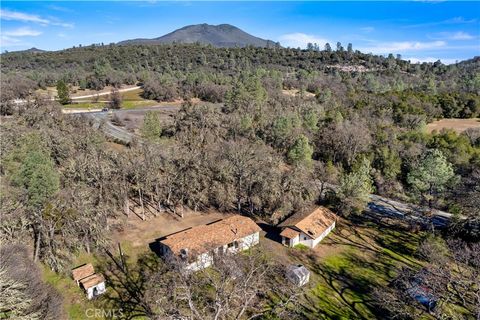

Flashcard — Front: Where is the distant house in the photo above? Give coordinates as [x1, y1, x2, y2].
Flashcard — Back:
[71, 263, 106, 300]
[279, 206, 337, 248]
[158, 215, 261, 271]
[286, 264, 310, 287]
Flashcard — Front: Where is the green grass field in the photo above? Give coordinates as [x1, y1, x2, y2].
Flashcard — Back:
[64, 89, 157, 110]
[286, 218, 429, 320]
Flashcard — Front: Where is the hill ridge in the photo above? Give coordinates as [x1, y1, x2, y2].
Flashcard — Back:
[118, 23, 278, 48]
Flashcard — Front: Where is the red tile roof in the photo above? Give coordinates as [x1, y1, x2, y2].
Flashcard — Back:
[72, 263, 95, 281]
[80, 274, 105, 289]
[279, 206, 337, 239]
[160, 215, 261, 256]
[280, 227, 300, 239]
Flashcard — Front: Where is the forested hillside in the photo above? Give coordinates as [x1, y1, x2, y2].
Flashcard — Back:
[1, 44, 479, 118]
[1, 43, 479, 319]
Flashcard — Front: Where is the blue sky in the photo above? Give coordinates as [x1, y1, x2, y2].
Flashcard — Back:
[1, 1, 479, 63]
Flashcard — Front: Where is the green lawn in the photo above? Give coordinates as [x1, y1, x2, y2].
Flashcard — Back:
[42, 252, 107, 320]
[63, 102, 105, 109]
[286, 218, 429, 320]
[121, 100, 157, 109]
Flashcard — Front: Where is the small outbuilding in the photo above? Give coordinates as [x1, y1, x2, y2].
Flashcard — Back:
[71, 263, 106, 300]
[80, 274, 106, 300]
[72, 263, 95, 285]
[286, 264, 310, 287]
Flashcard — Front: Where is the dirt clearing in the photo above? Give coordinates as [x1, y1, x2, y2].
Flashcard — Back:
[426, 118, 480, 133]
[111, 210, 225, 251]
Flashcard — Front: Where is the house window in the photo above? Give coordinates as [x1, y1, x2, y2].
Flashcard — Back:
[180, 249, 188, 260]
[304, 236, 307, 240]
[228, 241, 238, 249]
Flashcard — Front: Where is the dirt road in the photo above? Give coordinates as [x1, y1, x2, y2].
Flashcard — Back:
[71, 86, 141, 100]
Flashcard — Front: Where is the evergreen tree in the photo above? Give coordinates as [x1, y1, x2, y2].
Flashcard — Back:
[407, 149, 456, 207]
[14, 145, 60, 210]
[347, 43, 353, 54]
[287, 134, 313, 165]
[337, 158, 374, 215]
[56, 80, 70, 105]
[141, 111, 162, 141]
[108, 88, 123, 109]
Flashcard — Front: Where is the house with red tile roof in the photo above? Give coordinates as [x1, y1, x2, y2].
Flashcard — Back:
[279, 206, 337, 248]
[158, 215, 261, 271]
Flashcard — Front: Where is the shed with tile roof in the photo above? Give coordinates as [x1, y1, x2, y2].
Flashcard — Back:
[71, 264, 106, 300]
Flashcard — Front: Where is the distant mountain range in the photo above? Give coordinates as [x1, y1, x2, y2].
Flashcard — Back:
[118, 23, 279, 48]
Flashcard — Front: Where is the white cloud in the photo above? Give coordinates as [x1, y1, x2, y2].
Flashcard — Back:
[0, 9, 49, 24]
[406, 57, 459, 65]
[0, 35, 27, 47]
[279, 33, 329, 48]
[359, 40, 447, 54]
[360, 27, 375, 33]
[414, 0, 447, 3]
[430, 31, 475, 41]
[3, 27, 42, 37]
[450, 31, 474, 40]
[405, 16, 477, 28]
[446, 17, 477, 24]
[0, 9, 73, 28]
[47, 5, 73, 13]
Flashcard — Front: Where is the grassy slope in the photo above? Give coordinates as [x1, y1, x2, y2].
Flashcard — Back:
[286, 218, 430, 320]
[42, 252, 106, 320]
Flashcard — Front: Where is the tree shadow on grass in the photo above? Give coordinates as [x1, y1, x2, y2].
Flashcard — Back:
[95, 250, 163, 319]
[302, 255, 374, 319]
[289, 216, 426, 320]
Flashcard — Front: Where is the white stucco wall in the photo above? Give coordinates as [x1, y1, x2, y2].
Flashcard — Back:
[86, 282, 106, 300]
[240, 232, 259, 250]
[311, 221, 336, 248]
[186, 231, 260, 271]
[297, 232, 313, 247]
[284, 221, 336, 248]
[187, 252, 214, 271]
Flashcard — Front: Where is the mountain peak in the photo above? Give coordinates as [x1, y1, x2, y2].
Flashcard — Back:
[118, 23, 278, 48]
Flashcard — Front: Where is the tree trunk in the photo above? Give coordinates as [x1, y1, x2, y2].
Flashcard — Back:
[124, 196, 130, 216]
[34, 226, 41, 262]
[86, 237, 91, 254]
[138, 188, 145, 221]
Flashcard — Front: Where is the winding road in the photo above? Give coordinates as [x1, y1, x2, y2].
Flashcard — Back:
[73, 105, 179, 144]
